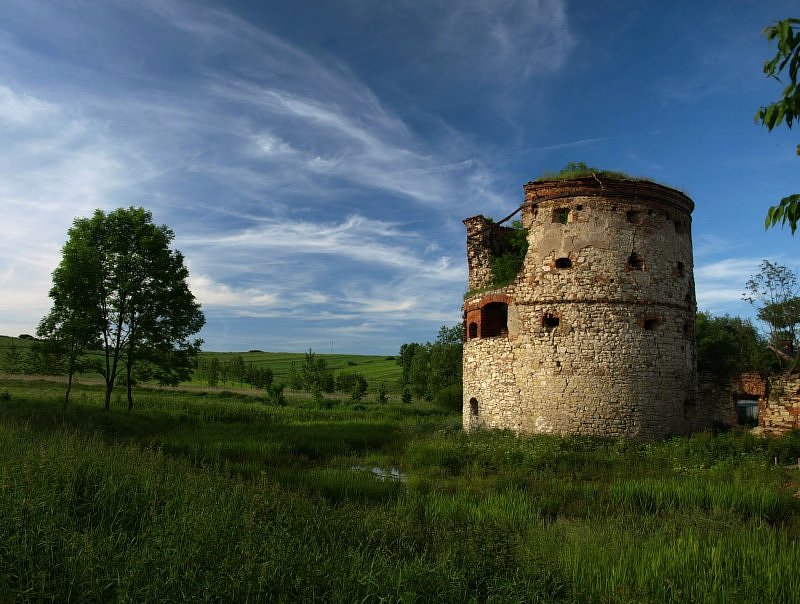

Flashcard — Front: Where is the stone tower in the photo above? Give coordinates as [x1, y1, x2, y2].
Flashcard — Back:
[462, 176, 698, 439]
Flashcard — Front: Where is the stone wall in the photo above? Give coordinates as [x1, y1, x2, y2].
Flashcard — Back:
[760, 375, 800, 435]
[463, 177, 698, 439]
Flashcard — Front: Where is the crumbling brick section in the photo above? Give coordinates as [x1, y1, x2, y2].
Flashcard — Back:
[463, 176, 699, 439]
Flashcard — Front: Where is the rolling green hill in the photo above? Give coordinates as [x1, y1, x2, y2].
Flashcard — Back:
[0, 335, 402, 392]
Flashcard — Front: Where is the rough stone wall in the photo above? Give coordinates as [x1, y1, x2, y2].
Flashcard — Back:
[760, 375, 800, 435]
[463, 177, 698, 439]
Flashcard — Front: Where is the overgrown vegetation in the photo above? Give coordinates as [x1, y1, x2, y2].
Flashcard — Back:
[3, 377, 800, 601]
[490, 219, 529, 288]
[536, 161, 645, 182]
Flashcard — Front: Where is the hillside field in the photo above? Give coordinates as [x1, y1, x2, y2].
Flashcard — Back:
[0, 335, 403, 393]
[2, 376, 800, 602]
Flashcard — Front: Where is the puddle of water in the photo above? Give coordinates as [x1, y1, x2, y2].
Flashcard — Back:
[350, 465, 408, 482]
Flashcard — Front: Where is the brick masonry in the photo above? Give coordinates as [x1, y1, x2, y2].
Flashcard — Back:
[463, 177, 701, 439]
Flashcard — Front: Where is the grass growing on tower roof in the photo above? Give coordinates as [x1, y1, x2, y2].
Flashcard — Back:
[536, 161, 651, 182]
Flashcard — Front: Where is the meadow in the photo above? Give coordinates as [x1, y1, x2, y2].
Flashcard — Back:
[2, 375, 800, 602]
[0, 335, 403, 395]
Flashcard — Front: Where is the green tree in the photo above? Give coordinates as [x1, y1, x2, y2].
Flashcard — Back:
[335, 371, 368, 401]
[696, 311, 777, 376]
[3, 337, 22, 375]
[296, 350, 334, 394]
[376, 381, 388, 404]
[40, 207, 205, 410]
[743, 260, 800, 367]
[37, 226, 104, 405]
[206, 357, 220, 388]
[757, 18, 800, 232]
[397, 342, 423, 385]
[398, 324, 463, 403]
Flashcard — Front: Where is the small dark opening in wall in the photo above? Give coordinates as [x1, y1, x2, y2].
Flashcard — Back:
[648, 209, 654, 216]
[628, 252, 645, 270]
[677, 261, 685, 276]
[469, 397, 479, 416]
[674, 220, 685, 234]
[481, 302, 508, 338]
[555, 257, 572, 269]
[543, 314, 560, 329]
[468, 322, 478, 339]
[643, 317, 660, 331]
[552, 208, 569, 224]
[682, 322, 690, 336]
[576, 204, 583, 211]
[626, 210, 641, 224]
[684, 292, 691, 303]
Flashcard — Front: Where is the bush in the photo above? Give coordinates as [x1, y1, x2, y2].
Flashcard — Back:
[433, 383, 463, 413]
[0, 390, 10, 401]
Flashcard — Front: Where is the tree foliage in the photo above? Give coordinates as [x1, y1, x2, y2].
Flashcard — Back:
[743, 260, 800, 368]
[490, 220, 528, 289]
[696, 312, 777, 377]
[397, 324, 462, 404]
[39, 207, 205, 409]
[757, 18, 800, 233]
[289, 350, 335, 395]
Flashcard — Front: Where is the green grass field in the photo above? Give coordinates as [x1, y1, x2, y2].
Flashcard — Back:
[0, 335, 403, 393]
[3, 375, 800, 601]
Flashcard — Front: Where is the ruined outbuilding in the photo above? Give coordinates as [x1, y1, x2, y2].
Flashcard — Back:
[463, 176, 705, 439]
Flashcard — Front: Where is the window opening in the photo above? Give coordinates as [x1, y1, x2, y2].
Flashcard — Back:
[626, 210, 641, 224]
[543, 314, 560, 329]
[555, 257, 572, 269]
[480, 302, 508, 338]
[628, 252, 645, 271]
[469, 397, 479, 416]
[736, 399, 759, 427]
[552, 208, 569, 224]
[677, 261, 685, 277]
[468, 322, 478, 339]
[643, 317, 660, 331]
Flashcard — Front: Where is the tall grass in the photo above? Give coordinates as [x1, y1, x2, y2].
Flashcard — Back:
[3, 377, 800, 601]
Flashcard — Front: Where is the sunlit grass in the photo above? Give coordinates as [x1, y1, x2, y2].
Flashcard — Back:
[2, 376, 800, 601]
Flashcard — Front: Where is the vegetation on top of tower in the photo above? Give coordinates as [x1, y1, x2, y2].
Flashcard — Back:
[536, 161, 647, 182]
[490, 219, 528, 288]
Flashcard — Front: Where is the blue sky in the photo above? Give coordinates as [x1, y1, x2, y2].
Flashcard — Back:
[0, 0, 798, 354]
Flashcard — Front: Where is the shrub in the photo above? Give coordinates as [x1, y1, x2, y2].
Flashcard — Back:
[0, 390, 10, 401]
[433, 383, 463, 413]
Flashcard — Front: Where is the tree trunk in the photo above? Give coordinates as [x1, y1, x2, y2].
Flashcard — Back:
[64, 370, 73, 409]
[127, 360, 134, 411]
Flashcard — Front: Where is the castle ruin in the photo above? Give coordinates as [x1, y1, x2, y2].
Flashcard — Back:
[463, 176, 702, 439]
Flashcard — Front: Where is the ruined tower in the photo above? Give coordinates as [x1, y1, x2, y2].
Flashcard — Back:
[463, 176, 698, 439]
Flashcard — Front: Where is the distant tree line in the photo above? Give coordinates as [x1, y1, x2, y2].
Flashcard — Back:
[195, 355, 274, 389]
[1, 336, 69, 376]
[285, 350, 381, 403]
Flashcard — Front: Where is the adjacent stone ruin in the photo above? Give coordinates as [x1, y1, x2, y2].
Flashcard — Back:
[463, 176, 701, 439]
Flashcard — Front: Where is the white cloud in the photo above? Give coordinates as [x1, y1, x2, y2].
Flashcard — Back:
[0, 84, 58, 124]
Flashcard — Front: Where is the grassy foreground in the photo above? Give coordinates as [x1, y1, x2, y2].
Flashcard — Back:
[2, 377, 800, 602]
